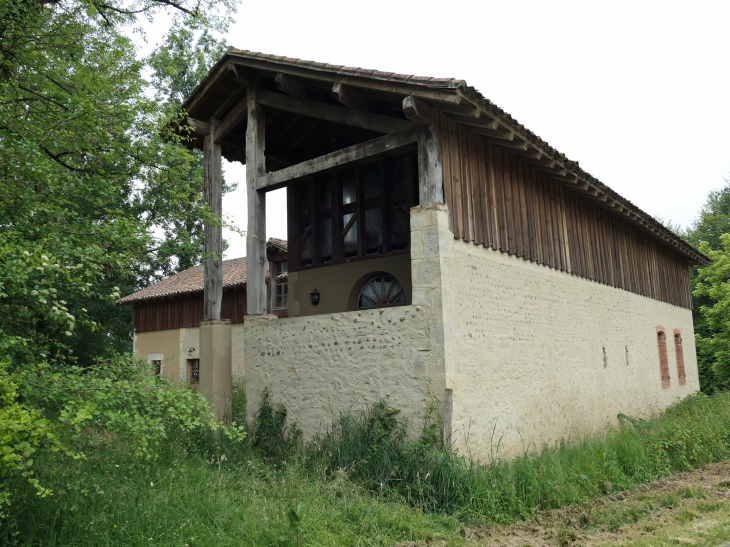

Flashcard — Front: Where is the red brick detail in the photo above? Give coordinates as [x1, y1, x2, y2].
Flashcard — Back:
[674, 328, 687, 386]
[656, 326, 671, 389]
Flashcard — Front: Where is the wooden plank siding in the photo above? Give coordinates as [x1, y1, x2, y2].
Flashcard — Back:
[439, 114, 692, 309]
[133, 287, 247, 332]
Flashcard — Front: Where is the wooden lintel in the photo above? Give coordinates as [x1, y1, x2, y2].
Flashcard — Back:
[214, 98, 247, 144]
[257, 128, 420, 191]
[184, 116, 210, 136]
[257, 89, 415, 134]
[332, 82, 366, 110]
[403, 95, 439, 126]
[275, 73, 308, 99]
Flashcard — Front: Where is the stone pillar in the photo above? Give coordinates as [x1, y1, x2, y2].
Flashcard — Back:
[199, 319, 232, 423]
[410, 202, 455, 442]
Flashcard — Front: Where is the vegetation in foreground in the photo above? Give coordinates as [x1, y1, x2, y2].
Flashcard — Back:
[3, 387, 730, 546]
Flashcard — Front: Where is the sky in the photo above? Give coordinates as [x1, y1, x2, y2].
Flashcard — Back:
[212, 0, 730, 259]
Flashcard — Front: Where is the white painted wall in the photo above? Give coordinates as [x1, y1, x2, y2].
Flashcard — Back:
[444, 238, 699, 459]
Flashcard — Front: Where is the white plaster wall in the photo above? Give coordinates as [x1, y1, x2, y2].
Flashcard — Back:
[133, 326, 245, 385]
[445, 239, 699, 459]
[179, 327, 200, 382]
[231, 323, 245, 383]
[244, 306, 444, 440]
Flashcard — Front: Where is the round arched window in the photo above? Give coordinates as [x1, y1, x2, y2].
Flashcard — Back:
[357, 275, 406, 309]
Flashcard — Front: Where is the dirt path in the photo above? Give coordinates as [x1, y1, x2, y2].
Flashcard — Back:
[405, 460, 730, 547]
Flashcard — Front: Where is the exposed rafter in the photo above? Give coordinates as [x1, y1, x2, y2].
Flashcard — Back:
[257, 90, 415, 134]
[402, 96, 439, 126]
[275, 73, 309, 99]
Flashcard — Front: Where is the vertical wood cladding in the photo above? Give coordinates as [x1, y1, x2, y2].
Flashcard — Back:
[440, 114, 692, 309]
[133, 287, 247, 332]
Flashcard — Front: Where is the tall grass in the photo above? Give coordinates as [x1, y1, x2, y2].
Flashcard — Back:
[3, 386, 730, 545]
[309, 391, 730, 524]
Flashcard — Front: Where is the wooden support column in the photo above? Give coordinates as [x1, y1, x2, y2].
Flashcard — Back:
[246, 87, 267, 314]
[417, 123, 444, 204]
[203, 117, 222, 320]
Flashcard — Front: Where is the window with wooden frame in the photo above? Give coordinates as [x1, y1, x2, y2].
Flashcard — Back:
[275, 260, 288, 309]
[656, 326, 671, 389]
[187, 359, 200, 385]
[288, 151, 416, 270]
[673, 329, 687, 386]
[152, 360, 163, 376]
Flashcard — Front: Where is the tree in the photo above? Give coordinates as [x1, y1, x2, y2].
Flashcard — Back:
[685, 178, 730, 393]
[694, 235, 730, 389]
[0, 0, 243, 514]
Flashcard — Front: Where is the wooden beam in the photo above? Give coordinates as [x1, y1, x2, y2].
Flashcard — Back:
[275, 73, 309, 99]
[403, 95, 439, 126]
[332, 82, 366, 110]
[184, 116, 209, 136]
[417, 123, 444, 204]
[257, 90, 415, 134]
[229, 59, 462, 104]
[246, 87, 267, 315]
[448, 112, 500, 130]
[203, 117, 222, 320]
[214, 98, 247, 144]
[468, 126, 515, 140]
[257, 128, 419, 191]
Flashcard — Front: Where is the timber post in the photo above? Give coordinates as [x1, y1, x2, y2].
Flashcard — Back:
[246, 86, 267, 314]
[200, 116, 232, 423]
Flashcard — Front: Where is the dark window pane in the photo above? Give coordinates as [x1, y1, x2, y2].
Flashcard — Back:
[390, 202, 408, 249]
[318, 177, 331, 211]
[343, 169, 357, 205]
[318, 218, 332, 260]
[301, 229, 312, 263]
[298, 181, 312, 217]
[363, 161, 381, 199]
[343, 213, 357, 256]
[388, 155, 405, 192]
[364, 207, 382, 253]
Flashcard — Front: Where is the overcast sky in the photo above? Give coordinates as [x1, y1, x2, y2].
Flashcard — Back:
[217, 0, 730, 259]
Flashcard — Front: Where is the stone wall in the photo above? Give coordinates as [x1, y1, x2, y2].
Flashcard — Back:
[244, 305, 444, 440]
[444, 238, 700, 459]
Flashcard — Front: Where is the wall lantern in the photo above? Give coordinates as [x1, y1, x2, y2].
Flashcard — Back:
[310, 288, 321, 306]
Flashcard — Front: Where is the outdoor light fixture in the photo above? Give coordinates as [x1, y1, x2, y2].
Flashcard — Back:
[310, 288, 320, 306]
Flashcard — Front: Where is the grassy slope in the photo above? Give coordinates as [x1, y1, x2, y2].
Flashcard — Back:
[3, 390, 730, 546]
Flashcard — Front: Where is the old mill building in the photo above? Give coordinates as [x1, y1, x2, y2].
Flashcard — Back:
[119, 49, 709, 457]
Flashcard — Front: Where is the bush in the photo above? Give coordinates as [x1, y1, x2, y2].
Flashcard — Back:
[1, 354, 246, 517]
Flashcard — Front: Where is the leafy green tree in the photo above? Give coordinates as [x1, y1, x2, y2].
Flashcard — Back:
[685, 178, 730, 393]
[0, 0, 243, 515]
[694, 235, 730, 390]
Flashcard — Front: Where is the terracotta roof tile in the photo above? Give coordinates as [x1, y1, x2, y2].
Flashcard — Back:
[120, 239, 289, 305]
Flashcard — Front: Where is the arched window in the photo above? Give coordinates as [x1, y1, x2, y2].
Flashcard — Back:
[674, 329, 687, 386]
[656, 326, 671, 389]
[357, 275, 406, 309]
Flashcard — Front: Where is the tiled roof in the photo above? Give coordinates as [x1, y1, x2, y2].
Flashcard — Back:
[118, 258, 249, 305]
[214, 49, 709, 265]
[119, 239, 289, 305]
[227, 48, 467, 90]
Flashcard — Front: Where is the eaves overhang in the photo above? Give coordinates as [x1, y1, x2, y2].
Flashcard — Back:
[180, 49, 710, 267]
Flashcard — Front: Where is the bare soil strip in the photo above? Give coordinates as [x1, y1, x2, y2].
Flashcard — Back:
[402, 460, 730, 546]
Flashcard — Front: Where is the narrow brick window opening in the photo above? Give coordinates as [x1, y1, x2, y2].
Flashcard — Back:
[625, 345, 630, 366]
[656, 326, 671, 389]
[674, 329, 687, 386]
[602, 347, 608, 369]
